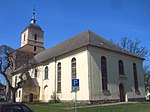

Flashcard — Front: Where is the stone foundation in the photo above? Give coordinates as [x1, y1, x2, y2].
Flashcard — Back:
[128, 98, 146, 102]
[57, 97, 146, 104]
[90, 99, 120, 104]
[24, 97, 146, 104]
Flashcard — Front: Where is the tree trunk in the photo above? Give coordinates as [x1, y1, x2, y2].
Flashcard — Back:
[6, 89, 11, 102]
[12, 90, 16, 103]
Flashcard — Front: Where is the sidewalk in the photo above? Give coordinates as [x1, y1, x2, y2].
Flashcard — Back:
[64, 102, 137, 110]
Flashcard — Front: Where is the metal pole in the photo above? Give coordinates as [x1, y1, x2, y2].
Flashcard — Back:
[74, 91, 77, 112]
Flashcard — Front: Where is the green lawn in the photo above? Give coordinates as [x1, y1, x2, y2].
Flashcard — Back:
[27, 102, 150, 112]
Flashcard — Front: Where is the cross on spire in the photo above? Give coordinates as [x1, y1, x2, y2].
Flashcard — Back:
[31, 5, 36, 24]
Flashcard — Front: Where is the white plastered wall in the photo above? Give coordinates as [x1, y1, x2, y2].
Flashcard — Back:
[54, 47, 89, 101]
[88, 46, 145, 101]
[31, 47, 89, 102]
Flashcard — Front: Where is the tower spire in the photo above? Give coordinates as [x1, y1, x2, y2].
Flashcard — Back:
[31, 5, 36, 24]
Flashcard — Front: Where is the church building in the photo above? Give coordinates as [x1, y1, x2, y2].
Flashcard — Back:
[12, 12, 145, 103]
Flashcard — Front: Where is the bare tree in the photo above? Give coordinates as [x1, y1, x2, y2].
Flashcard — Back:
[114, 37, 150, 92]
[0, 45, 35, 102]
[144, 65, 150, 92]
[144, 65, 150, 81]
[0, 45, 14, 100]
[118, 37, 149, 58]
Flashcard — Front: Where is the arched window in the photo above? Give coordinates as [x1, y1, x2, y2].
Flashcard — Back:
[34, 34, 37, 40]
[25, 72, 30, 79]
[15, 76, 17, 87]
[24, 33, 26, 41]
[44, 85, 48, 89]
[118, 60, 124, 75]
[133, 63, 138, 90]
[19, 90, 21, 97]
[101, 56, 108, 90]
[57, 62, 61, 93]
[35, 69, 38, 78]
[71, 58, 76, 79]
[34, 46, 37, 51]
[45, 66, 48, 80]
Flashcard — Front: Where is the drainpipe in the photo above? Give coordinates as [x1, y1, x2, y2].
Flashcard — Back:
[41, 67, 44, 101]
[87, 45, 92, 102]
[53, 57, 57, 102]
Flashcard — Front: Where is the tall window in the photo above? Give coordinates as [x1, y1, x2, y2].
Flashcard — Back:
[15, 76, 17, 87]
[71, 58, 76, 79]
[101, 56, 108, 90]
[45, 66, 48, 80]
[34, 34, 37, 40]
[19, 90, 21, 97]
[118, 60, 124, 75]
[24, 33, 26, 41]
[133, 63, 138, 90]
[34, 46, 37, 51]
[35, 69, 38, 78]
[57, 63, 61, 93]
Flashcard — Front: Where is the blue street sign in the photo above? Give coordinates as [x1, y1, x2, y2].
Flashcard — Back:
[72, 79, 79, 91]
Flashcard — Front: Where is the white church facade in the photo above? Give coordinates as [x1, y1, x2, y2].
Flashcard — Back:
[12, 12, 145, 103]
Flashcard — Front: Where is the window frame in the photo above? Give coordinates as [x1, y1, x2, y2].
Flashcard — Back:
[34, 34, 37, 41]
[118, 60, 125, 75]
[24, 33, 26, 41]
[57, 62, 61, 93]
[71, 58, 76, 79]
[101, 56, 108, 90]
[133, 63, 139, 91]
[34, 69, 38, 78]
[15, 76, 17, 87]
[34, 46, 37, 51]
[44, 66, 49, 80]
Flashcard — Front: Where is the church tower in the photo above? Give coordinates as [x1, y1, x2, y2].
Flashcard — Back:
[20, 9, 45, 54]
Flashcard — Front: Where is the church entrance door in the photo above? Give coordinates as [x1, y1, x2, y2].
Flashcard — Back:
[119, 83, 125, 102]
[29, 93, 33, 102]
[43, 85, 48, 102]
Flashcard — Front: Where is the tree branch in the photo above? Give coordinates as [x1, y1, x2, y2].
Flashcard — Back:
[0, 60, 2, 73]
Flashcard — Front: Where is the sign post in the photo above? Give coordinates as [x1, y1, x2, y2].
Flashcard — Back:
[72, 79, 79, 112]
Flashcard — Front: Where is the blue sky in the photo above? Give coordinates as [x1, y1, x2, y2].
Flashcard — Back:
[0, 0, 150, 83]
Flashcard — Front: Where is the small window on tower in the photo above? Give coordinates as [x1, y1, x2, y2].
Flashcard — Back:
[34, 34, 37, 40]
[24, 33, 26, 41]
[34, 46, 37, 51]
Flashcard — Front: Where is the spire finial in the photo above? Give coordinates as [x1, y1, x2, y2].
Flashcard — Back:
[31, 5, 36, 24]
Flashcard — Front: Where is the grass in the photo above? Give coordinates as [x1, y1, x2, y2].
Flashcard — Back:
[27, 102, 150, 112]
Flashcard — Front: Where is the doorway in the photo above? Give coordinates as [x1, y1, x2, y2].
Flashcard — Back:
[119, 83, 125, 102]
[29, 93, 33, 102]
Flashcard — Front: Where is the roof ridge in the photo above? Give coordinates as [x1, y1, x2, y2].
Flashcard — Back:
[87, 30, 90, 45]
[85, 30, 144, 59]
[34, 30, 144, 63]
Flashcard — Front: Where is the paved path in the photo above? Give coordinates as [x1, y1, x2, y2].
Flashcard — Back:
[64, 102, 136, 110]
